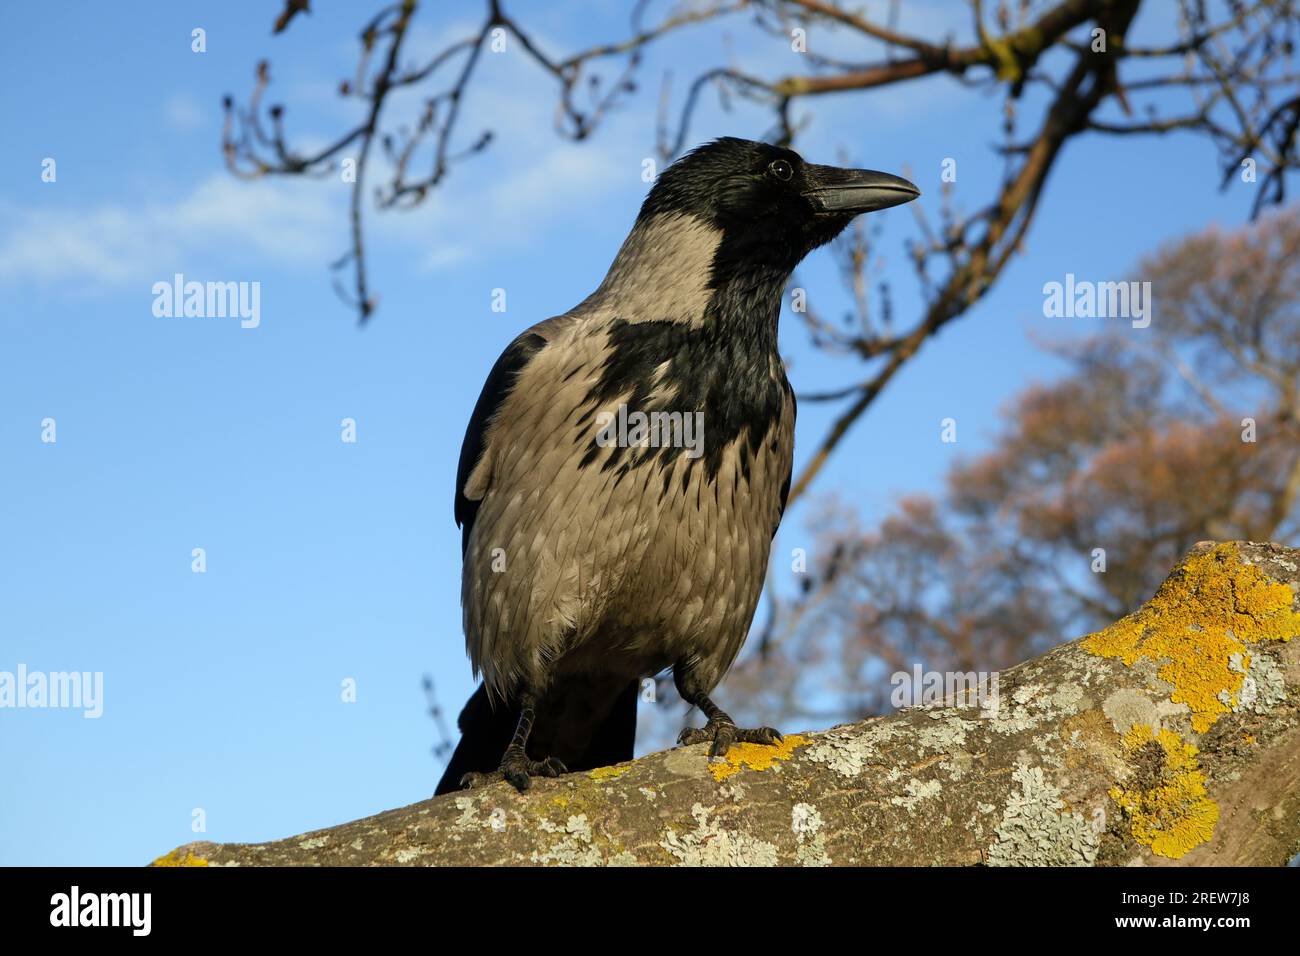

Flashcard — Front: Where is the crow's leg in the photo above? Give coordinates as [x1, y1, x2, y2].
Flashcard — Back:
[459, 690, 567, 792]
[674, 669, 781, 760]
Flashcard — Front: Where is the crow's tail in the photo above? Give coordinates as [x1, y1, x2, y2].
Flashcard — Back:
[434, 683, 516, 796]
[434, 678, 639, 796]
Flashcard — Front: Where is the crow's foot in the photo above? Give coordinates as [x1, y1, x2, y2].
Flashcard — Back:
[677, 718, 782, 760]
[459, 753, 567, 793]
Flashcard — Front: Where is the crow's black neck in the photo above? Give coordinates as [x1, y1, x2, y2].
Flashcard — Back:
[702, 261, 791, 356]
[587, 213, 797, 355]
[577, 248, 791, 483]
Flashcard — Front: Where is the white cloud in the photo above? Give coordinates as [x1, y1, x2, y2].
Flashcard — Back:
[0, 174, 342, 288]
[164, 93, 205, 131]
[421, 243, 470, 271]
[0, 16, 647, 292]
[0, 129, 635, 291]
[395, 139, 635, 273]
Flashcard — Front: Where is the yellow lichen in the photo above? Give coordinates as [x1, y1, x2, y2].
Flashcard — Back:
[1110, 724, 1218, 859]
[1083, 544, 1299, 732]
[150, 849, 209, 867]
[708, 734, 808, 782]
[589, 765, 630, 781]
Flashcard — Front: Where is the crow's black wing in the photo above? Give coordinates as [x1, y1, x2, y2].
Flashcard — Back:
[454, 331, 547, 556]
[774, 383, 795, 538]
[441, 326, 640, 794]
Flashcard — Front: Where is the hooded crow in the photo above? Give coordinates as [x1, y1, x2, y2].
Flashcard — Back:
[436, 137, 919, 794]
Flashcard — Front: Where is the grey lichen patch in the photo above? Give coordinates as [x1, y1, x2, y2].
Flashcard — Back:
[985, 685, 1042, 734]
[792, 802, 823, 833]
[660, 803, 779, 866]
[452, 795, 508, 833]
[986, 681, 1087, 736]
[453, 796, 479, 829]
[531, 814, 606, 866]
[890, 777, 943, 813]
[718, 780, 749, 803]
[987, 762, 1098, 867]
[805, 719, 908, 779]
[1224, 651, 1287, 715]
[807, 710, 977, 784]
[794, 839, 831, 867]
[792, 803, 831, 867]
[1055, 642, 1104, 686]
[941, 750, 973, 781]
[1053, 682, 1087, 712]
[1102, 688, 1160, 735]
[917, 713, 978, 751]
[1030, 732, 1066, 768]
[661, 746, 711, 779]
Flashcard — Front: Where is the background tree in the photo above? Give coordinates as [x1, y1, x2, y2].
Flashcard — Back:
[717, 208, 1300, 731]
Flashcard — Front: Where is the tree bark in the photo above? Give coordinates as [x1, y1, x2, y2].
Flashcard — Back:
[153, 541, 1300, 867]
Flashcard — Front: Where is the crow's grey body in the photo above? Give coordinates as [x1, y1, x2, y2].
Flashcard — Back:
[462, 214, 793, 706]
[438, 138, 917, 793]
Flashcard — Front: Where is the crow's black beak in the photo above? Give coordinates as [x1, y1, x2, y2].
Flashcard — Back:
[805, 165, 920, 214]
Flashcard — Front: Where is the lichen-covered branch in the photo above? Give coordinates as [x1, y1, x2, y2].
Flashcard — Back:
[155, 541, 1300, 867]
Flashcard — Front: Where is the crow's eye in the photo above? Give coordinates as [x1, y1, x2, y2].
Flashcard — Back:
[767, 159, 793, 182]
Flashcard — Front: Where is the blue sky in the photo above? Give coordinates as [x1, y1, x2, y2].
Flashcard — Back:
[0, 2, 1270, 865]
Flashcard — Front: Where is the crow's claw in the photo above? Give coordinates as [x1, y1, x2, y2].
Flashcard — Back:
[677, 720, 782, 759]
[460, 754, 567, 793]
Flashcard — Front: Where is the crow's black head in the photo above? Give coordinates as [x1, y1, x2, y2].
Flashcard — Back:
[639, 137, 919, 277]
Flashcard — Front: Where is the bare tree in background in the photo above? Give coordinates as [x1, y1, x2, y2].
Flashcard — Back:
[226, 0, 1299, 508]
[718, 209, 1300, 731]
